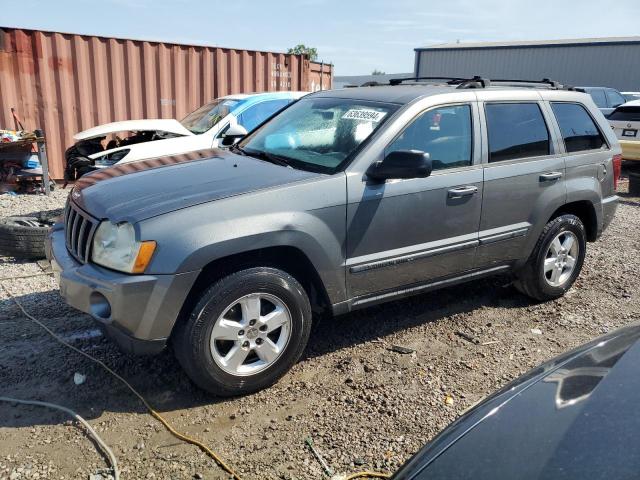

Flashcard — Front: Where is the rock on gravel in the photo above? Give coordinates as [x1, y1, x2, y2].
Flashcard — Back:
[1, 173, 639, 479]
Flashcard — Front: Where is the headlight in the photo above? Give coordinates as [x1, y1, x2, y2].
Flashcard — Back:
[91, 221, 156, 273]
[94, 149, 130, 167]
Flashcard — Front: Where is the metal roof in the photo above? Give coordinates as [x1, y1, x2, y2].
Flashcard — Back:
[311, 82, 581, 105]
[312, 84, 456, 104]
[416, 36, 640, 51]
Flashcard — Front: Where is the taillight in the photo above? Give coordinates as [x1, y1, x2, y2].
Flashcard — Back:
[612, 154, 622, 190]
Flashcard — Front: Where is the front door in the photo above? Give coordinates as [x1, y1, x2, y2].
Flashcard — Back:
[346, 102, 483, 299]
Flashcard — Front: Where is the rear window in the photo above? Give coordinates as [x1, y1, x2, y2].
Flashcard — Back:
[605, 89, 626, 109]
[485, 103, 550, 162]
[609, 106, 640, 122]
[551, 103, 606, 152]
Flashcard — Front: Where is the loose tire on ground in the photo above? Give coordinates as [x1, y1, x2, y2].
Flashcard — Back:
[0, 212, 60, 260]
[173, 267, 312, 396]
[514, 214, 587, 302]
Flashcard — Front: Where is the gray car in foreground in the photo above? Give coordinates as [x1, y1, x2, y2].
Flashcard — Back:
[47, 77, 621, 396]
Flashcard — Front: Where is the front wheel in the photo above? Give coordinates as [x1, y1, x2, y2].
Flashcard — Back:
[173, 267, 312, 396]
[515, 214, 587, 302]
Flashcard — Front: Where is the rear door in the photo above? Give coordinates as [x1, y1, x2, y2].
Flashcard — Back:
[475, 91, 566, 269]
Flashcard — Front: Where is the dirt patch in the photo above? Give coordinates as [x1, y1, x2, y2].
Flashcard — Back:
[1, 172, 639, 479]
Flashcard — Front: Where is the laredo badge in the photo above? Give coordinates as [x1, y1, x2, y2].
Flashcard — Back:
[342, 109, 387, 122]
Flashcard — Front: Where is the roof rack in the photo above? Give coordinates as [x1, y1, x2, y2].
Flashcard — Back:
[388, 76, 470, 86]
[387, 75, 579, 91]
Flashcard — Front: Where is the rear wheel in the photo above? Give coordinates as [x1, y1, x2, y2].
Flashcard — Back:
[173, 267, 312, 396]
[515, 214, 586, 301]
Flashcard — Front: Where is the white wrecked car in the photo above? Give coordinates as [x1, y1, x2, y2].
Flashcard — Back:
[64, 91, 306, 180]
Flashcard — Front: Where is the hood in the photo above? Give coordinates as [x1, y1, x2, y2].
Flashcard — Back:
[71, 149, 321, 222]
[394, 324, 640, 480]
[74, 119, 193, 141]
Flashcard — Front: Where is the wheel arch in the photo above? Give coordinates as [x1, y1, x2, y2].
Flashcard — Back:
[172, 246, 333, 338]
[549, 200, 598, 241]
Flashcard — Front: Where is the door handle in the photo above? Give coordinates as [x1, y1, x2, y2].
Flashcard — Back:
[539, 171, 563, 182]
[448, 185, 478, 198]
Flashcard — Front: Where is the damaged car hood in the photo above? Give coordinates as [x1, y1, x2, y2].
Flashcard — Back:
[71, 149, 321, 222]
[74, 119, 194, 141]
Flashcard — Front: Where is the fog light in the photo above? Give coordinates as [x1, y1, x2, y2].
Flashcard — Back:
[89, 291, 111, 319]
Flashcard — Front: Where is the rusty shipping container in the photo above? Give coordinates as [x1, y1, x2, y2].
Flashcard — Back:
[0, 27, 333, 179]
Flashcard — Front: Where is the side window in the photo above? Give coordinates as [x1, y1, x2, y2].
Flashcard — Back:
[485, 103, 550, 162]
[551, 102, 606, 152]
[587, 88, 607, 108]
[605, 89, 625, 109]
[237, 99, 291, 132]
[387, 104, 472, 171]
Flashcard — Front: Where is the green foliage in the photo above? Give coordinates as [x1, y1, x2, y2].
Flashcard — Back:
[287, 44, 318, 61]
[371, 69, 386, 75]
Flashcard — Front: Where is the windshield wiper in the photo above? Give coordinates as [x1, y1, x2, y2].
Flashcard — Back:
[245, 149, 293, 168]
[230, 143, 247, 155]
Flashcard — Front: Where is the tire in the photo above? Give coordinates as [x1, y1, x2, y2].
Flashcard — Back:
[0, 212, 59, 259]
[514, 214, 587, 302]
[173, 267, 312, 396]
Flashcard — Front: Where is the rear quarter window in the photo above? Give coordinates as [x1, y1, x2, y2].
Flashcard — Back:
[551, 103, 606, 153]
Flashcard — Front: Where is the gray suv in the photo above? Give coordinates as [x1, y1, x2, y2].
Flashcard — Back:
[47, 77, 621, 396]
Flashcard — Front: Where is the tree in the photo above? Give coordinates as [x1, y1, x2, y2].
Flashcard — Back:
[287, 44, 318, 61]
[371, 69, 386, 75]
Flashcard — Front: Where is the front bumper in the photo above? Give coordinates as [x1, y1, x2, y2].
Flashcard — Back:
[45, 224, 199, 355]
[620, 140, 640, 161]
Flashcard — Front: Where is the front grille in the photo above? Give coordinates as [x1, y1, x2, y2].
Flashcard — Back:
[64, 201, 99, 263]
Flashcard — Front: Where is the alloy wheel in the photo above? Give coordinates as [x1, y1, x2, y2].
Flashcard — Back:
[209, 293, 292, 376]
[544, 231, 579, 287]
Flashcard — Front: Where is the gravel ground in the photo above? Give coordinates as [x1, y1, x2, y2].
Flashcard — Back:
[1, 171, 639, 480]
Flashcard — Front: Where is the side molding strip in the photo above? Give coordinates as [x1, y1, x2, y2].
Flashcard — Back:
[352, 265, 510, 307]
[478, 227, 529, 245]
[349, 240, 478, 274]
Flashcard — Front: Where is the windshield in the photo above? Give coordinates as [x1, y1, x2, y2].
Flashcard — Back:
[180, 99, 240, 134]
[239, 97, 398, 173]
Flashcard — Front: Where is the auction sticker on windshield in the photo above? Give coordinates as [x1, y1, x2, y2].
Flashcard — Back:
[342, 109, 387, 122]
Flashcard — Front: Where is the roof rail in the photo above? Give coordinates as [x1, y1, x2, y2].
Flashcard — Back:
[488, 78, 571, 89]
[388, 75, 579, 90]
[388, 76, 470, 86]
[456, 76, 491, 89]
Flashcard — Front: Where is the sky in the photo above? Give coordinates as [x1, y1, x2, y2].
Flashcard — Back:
[2, 0, 639, 76]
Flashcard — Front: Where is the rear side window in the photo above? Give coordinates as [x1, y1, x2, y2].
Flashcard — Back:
[586, 88, 607, 108]
[605, 89, 625, 109]
[551, 103, 606, 152]
[485, 103, 550, 162]
[609, 105, 640, 122]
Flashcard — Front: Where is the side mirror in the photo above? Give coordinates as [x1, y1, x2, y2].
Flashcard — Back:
[221, 123, 248, 146]
[367, 150, 432, 181]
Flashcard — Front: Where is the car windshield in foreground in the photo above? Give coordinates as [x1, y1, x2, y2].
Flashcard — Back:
[180, 99, 241, 134]
[240, 97, 398, 173]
